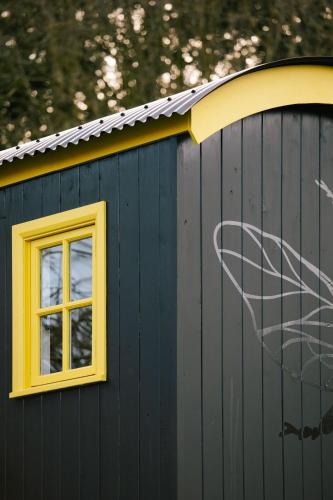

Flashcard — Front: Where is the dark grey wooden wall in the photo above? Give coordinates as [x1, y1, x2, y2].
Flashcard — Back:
[177, 105, 333, 500]
[0, 138, 177, 500]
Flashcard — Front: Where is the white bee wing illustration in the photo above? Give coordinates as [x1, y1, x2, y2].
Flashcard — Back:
[214, 221, 333, 390]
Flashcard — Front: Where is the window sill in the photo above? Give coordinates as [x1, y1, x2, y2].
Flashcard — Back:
[9, 372, 107, 398]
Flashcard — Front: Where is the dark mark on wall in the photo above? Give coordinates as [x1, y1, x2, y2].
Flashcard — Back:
[280, 404, 333, 440]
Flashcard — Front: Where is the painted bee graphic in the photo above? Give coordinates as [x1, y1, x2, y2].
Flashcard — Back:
[214, 179, 333, 439]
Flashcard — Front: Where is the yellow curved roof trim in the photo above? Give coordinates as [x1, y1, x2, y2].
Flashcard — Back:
[1, 64, 333, 188]
[190, 64, 333, 143]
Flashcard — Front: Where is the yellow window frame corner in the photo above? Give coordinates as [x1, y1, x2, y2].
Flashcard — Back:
[10, 201, 107, 398]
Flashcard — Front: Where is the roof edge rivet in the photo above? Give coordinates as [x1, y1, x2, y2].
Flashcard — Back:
[99, 119, 104, 124]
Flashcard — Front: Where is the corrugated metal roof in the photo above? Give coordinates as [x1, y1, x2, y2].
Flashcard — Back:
[1, 56, 332, 166]
[0, 78, 225, 166]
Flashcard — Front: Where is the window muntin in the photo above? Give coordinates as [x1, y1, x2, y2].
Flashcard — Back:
[11, 201, 106, 398]
[30, 227, 95, 386]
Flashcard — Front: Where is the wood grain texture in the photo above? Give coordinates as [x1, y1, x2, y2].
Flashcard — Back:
[242, 114, 264, 500]
[300, 111, 322, 500]
[262, 110, 284, 500]
[319, 110, 333, 500]
[201, 132, 223, 500]
[5, 185, 24, 500]
[0, 188, 5, 496]
[282, 109, 303, 500]
[0, 138, 177, 500]
[177, 135, 202, 500]
[221, 120, 244, 500]
[177, 105, 333, 500]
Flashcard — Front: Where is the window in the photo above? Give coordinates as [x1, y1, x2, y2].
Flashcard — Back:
[10, 201, 106, 398]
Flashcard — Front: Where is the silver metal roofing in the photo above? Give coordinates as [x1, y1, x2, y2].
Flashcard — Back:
[1, 57, 332, 166]
[0, 78, 224, 166]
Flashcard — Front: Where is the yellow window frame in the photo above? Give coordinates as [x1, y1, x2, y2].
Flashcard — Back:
[10, 201, 106, 398]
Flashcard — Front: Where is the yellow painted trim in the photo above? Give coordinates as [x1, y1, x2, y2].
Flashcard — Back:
[36, 297, 92, 315]
[0, 113, 189, 188]
[190, 65, 333, 143]
[63, 238, 70, 372]
[11, 201, 106, 398]
[3, 64, 333, 189]
[9, 373, 106, 398]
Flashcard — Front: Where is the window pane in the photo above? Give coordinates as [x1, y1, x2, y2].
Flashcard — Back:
[40, 245, 62, 307]
[40, 313, 62, 374]
[70, 237, 92, 301]
[70, 306, 92, 369]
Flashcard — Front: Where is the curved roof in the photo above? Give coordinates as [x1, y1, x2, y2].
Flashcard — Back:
[0, 78, 222, 166]
[1, 56, 333, 167]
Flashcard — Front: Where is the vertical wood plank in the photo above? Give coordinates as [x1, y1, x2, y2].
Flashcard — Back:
[159, 138, 177, 500]
[301, 111, 322, 500]
[221, 121, 244, 500]
[79, 161, 100, 500]
[262, 110, 284, 500]
[22, 178, 43, 500]
[242, 114, 264, 500]
[0, 189, 5, 496]
[201, 132, 223, 500]
[320, 111, 333, 500]
[119, 149, 140, 500]
[139, 143, 161, 500]
[177, 136, 202, 500]
[281, 109, 303, 500]
[99, 155, 120, 500]
[5, 184, 24, 500]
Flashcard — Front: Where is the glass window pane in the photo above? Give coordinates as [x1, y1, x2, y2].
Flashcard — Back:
[70, 237, 92, 301]
[70, 306, 92, 369]
[40, 313, 62, 375]
[40, 245, 62, 307]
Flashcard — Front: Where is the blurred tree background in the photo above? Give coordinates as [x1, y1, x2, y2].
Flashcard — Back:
[0, 0, 332, 147]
